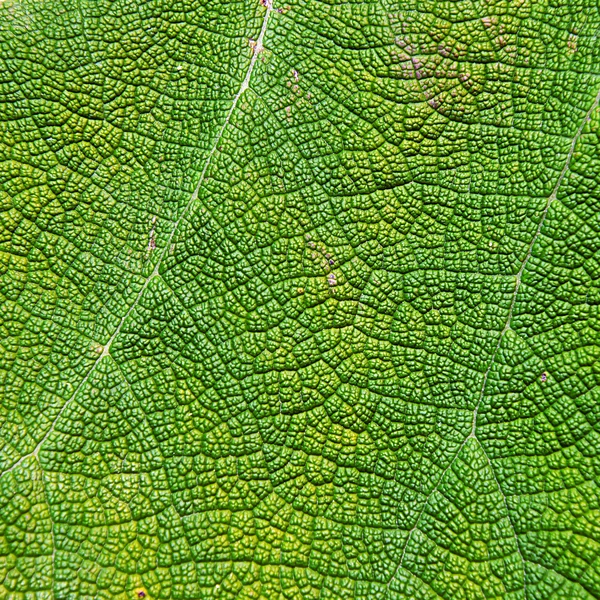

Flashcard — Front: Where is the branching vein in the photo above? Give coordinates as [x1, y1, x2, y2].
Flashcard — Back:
[386, 85, 600, 596]
[0, 1, 273, 478]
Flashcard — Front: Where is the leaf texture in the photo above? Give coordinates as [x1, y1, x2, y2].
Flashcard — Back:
[1, 0, 600, 598]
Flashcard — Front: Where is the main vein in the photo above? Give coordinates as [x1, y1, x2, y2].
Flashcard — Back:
[387, 85, 600, 594]
[1, 1, 273, 478]
[470, 85, 600, 437]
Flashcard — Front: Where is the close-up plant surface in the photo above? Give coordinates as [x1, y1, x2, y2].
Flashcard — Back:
[1, 0, 600, 597]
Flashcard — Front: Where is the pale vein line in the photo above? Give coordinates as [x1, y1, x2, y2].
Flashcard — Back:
[1, 341, 114, 477]
[386, 86, 600, 595]
[385, 435, 470, 590]
[470, 85, 600, 437]
[0, 1, 273, 478]
[475, 436, 526, 595]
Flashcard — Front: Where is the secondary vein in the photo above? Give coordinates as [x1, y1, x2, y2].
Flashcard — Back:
[0, 0, 273, 478]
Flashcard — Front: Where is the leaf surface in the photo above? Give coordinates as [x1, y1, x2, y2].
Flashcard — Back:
[1, 0, 600, 598]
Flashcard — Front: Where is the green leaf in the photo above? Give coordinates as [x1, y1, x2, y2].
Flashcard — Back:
[1, 0, 600, 597]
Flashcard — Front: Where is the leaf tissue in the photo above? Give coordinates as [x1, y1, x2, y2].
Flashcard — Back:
[1, 0, 600, 597]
